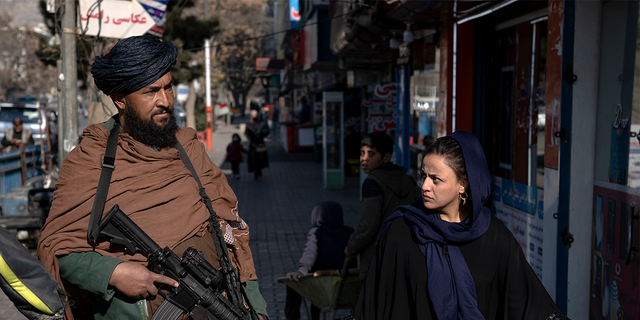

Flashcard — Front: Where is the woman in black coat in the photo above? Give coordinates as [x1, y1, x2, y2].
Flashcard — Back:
[349, 131, 568, 320]
[245, 110, 269, 180]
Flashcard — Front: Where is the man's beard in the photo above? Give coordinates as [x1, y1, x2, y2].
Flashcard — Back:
[123, 105, 178, 149]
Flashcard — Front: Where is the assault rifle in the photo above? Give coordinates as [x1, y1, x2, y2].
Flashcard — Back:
[97, 204, 249, 320]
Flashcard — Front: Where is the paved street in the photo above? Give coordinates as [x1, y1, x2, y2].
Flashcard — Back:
[210, 117, 361, 319]
[0, 116, 362, 320]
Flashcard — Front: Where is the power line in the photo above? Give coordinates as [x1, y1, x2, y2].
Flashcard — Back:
[181, 12, 348, 52]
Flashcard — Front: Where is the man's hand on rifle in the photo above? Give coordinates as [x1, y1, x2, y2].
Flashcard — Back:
[109, 262, 179, 298]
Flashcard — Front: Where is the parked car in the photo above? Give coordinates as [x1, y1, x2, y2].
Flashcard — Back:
[0, 102, 56, 149]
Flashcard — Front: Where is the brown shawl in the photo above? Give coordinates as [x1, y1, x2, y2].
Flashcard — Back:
[37, 121, 256, 318]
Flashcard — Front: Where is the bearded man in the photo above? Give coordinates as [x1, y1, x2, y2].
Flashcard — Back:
[37, 35, 268, 320]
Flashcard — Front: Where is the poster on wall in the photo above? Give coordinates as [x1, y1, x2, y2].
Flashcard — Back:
[544, 0, 563, 169]
[492, 177, 544, 279]
[363, 84, 397, 138]
[628, 124, 640, 188]
[590, 181, 640, 320]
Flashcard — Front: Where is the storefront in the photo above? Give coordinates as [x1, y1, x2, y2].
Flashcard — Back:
[316, 0, 640, 317]
[589, 1, 640, 319]
[463, 0, 559, 302]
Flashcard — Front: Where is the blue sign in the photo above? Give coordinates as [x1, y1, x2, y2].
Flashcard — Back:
[290, 0, 300, 29]
[137, 0, 168, 36]
[492, 183, 501, 201]
[501, 178, 538, 215]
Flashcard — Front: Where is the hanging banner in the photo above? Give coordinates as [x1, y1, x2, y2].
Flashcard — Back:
[79, 0, 155, 39]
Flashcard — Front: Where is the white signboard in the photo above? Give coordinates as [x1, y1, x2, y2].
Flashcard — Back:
[79, 0, 154, 39]
[176, 83, 189, 103]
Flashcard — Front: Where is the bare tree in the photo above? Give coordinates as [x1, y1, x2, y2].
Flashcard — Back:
[0, 8, 56, 101]
[197, 0, 272, 115]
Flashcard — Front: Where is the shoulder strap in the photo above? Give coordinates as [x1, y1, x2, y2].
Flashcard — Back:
[87, 123, 120, 247]
[172, 142, 230, 262]
[172, 141, 246, 310]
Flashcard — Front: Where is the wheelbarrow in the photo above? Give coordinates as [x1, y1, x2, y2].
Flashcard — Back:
[277, 260, 361, 319]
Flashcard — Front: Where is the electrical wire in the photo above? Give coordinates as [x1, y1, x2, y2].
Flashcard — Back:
[182, 12, 348, 52]
[79, 0, 102, 40]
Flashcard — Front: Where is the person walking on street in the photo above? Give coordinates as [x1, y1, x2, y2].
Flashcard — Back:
[245, 109, 270, 180]
[344, 132, 421, 279]
[2, 117, 34, 152]
[227, 133, 248, 179]
[37, 35, 268, 320]
[348, 131, 568, 320]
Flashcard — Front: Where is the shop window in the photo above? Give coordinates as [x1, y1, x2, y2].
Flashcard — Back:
[484, 19, 547, 190]
[593, 1, 640, 187]
[410, 40, 440, 180]
[535, 23, 547, 189]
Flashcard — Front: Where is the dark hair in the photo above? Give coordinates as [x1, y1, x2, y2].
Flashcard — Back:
[424, 137, 468, 184]
[232, 133, 240, 140]
[361, 132, 393, 156]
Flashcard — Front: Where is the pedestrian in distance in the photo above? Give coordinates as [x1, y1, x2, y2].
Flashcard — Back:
[348, 131, 569, 320]
[285, 201, 356, 320]
[2, 117, 34, 152]
[226, 133, 248, 180]
[37, 35, 268, 320]
[344, 131, 421, 279]
[245, 109, 270, 180]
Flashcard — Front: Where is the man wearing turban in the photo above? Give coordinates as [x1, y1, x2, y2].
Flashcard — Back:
[37, 35, 268, 320]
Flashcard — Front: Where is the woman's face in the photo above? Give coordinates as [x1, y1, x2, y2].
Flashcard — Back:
[420, 154, 467, 217]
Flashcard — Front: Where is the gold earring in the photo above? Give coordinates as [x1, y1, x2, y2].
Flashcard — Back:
[460, 192, 468, 206]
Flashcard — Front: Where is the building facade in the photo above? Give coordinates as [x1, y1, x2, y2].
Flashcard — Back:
[270, 1, 640, 318]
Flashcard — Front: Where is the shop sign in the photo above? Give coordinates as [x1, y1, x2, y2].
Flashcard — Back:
[493, 177, 544, 280]
[363, 84, 397, 135]
[79, 0, 155, 39]
[290, 0, 301, 29]
[397, 42, 410, 65]
[292, 31, 305, 67]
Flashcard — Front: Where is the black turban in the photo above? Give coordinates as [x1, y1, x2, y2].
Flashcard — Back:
[91, 35, 178, 95]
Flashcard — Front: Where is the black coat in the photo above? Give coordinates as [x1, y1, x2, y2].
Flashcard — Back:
[351, 215, 565, 320]
[245, 121, 269, 172]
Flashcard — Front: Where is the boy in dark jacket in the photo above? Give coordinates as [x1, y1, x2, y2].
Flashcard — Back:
[285, 201, 356, 320]
[344, 132, 421, 279]
[226, 133, 248, 179]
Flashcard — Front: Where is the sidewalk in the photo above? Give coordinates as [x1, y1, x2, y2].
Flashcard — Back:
[0, 118, 362, 320]
[209, 117, 361, 319]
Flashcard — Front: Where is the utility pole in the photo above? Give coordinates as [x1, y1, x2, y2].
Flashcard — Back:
[212, 40, 218, 127]
[205, 38, 213, 149]
[59, 0, 79, 161]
